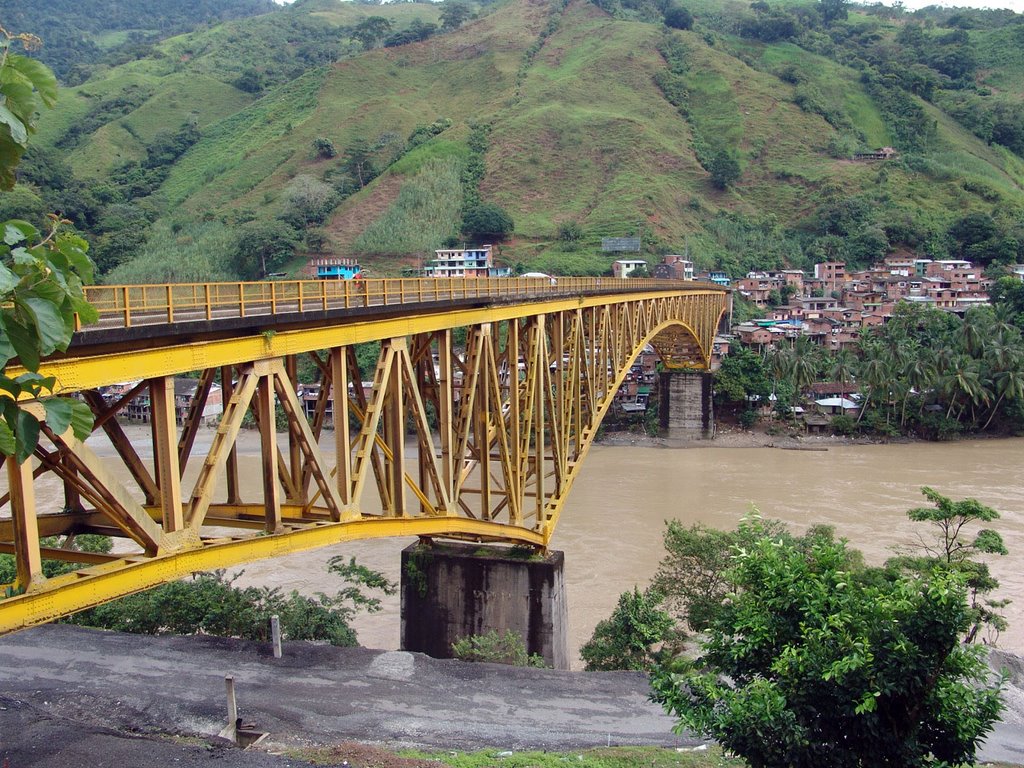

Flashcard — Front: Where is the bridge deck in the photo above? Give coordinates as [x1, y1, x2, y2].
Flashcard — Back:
[1, 278, 729, 634]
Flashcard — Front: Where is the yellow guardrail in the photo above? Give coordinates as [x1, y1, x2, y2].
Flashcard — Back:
[80, 277, 697, 330]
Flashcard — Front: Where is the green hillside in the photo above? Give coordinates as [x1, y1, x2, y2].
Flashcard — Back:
[10, 0, 1024, 282]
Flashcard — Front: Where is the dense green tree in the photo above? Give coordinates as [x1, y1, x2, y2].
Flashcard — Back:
[707, 150, 740, 189]
[818, 0, 848, 24]
[713, 345, 771, 411]
[439, 0, 473, 31]
[650, 516, 1004, 768]
[52, 555, 396, 647]
[352, 16, 393, 50]
[663, 4, 693, 30]
[461, 202, 514, 240]
[580, 587, 675, 671]
[233, 221, 299, 279]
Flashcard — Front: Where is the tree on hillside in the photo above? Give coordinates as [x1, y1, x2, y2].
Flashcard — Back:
[819, 0, 849, 24]
[352, 16, 393, 50]
[280, 174, 338, 230]
[707, 150, 740, 189]
[461, 202, 514, 240]
[233, 221, 299, 279]
[663, 4, 694, 30]
[650, 515, 1005, 768]
[0, 26, 96, 466]
[440, 0, 473, 31]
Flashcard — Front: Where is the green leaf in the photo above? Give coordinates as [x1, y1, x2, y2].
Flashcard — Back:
[68, 399, 94, 441]
[43, 397, 77, 436]
[0, 319, 16, 367]
[2, 221, 33, 247]
[0, 104, 27, 146]
[14, 371, 55, 393]
[1, 313, 39, 371]
[0, 261, 19, 294]
[0, 375, 21, 399]
[14, 407, 38, 464]
[22, 296, 68, 355]
[0, 417, 14, 457]
[8, 55, 58, 108]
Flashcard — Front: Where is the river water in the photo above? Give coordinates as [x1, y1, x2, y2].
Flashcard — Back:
[227, 436, 1024, 668]
[7, 429, 1023, 668]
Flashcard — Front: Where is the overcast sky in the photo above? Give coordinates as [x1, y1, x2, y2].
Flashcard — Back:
[894, 0, 1024, 9]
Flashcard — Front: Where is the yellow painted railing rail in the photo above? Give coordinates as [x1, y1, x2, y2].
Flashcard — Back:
[80, 277, 694, 330]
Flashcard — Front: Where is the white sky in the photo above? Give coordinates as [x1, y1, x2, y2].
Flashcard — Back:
[894, 0, 1024, 9]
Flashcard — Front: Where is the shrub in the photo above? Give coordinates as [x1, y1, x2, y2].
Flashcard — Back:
[451, 629, 547, 667]
[580, 588, 676, 671]
[830, 413, 856, 435]
[663, 4, 693, 30]
[462, 202, 514, 240]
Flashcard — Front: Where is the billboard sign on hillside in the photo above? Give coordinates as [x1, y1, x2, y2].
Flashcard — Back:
[601, 237, 641, 252]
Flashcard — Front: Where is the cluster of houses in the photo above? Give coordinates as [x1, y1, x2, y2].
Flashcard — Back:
[731, 256, 1020, 352]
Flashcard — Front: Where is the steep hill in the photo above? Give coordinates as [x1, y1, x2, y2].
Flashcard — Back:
[11, 0, 1024, 281]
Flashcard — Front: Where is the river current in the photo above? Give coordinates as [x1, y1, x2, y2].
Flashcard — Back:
[229, 436, 1024, 667]
[7, 429, 1023, 668]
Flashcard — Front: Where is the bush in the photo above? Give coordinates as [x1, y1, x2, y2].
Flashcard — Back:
[580, 588, 676, 671]
[451, 629, 547, 667]
[738, 409, 758, 429]
[707, 150, 741, 189]
[313, 137, 336, 159]
[830, 413, 856, 435]
[663, 4, 693, 30]
[461, 202, 514, 240]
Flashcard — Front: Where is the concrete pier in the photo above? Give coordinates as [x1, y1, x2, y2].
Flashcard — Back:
[400, 541, 569, 670]
[659, 370, 714, 440]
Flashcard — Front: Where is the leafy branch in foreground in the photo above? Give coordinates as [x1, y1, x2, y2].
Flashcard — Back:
[0, 26, 97, 461]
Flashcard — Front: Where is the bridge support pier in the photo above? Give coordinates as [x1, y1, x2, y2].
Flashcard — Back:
[659, 370, 714, 440]
[400, 542, 569, 670]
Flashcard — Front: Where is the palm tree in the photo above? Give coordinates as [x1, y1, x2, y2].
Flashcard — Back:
[901, 346, 936, 427]
[941, 354, 985, 421]
[857, 341, 894, 424]
[983, 354, 1024, 430]
[828, 349, 856, 399]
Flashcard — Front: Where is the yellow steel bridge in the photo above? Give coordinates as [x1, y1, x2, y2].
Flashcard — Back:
[0, 276, 728, 634]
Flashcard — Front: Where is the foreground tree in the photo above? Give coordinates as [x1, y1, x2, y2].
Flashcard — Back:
[0, 27, 96, 462]
[650, 516, 1004, 768]
[888, 487, 1009, 644]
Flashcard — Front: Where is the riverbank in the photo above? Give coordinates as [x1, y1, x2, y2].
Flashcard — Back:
[595, 423, 1016, 450]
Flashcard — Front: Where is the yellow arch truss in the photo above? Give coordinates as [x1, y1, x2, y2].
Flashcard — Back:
[0, 283, 728, 633]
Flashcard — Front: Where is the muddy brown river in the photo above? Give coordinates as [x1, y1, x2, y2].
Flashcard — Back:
[7, 429, 1024, 669]
[231, 435, 1024, 667]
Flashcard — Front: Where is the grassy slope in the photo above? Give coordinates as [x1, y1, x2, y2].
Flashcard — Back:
[31, 0, 1024, 277]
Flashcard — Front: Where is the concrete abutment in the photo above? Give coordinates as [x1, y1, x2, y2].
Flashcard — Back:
[659, 370, 714, 440]
[400, 542, 569, 670]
